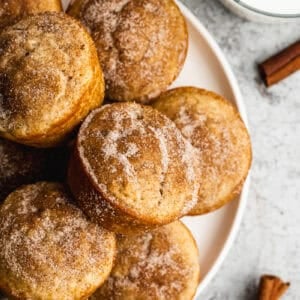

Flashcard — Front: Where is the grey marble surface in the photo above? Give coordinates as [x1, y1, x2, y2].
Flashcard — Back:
[180, 0, 300, 299]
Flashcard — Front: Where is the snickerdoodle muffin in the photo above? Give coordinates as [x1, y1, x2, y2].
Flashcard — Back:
[0, 182, 116, 300]
[68, 0, 188, 103]
[68, 103, 199, 233]
[91, 221, 200, 300]
[0, 0, 62, 29]
[0, 12, 104, 147]
[153, 87, 252, 215]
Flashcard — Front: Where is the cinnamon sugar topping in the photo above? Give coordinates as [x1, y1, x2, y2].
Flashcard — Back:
[92, 222, 200, 299]
[77, 103, 199, 222]
[0, 182, 115, 299]
[68, 0, 188, 102]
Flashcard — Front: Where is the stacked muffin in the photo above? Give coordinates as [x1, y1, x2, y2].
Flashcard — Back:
[0, 1, 252, 299]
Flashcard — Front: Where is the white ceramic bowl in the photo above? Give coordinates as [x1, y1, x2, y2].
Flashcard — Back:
[220, 0, 300, 22]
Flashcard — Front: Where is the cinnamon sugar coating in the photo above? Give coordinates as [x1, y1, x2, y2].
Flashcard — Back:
[153, 87, 252, 215]
[68, 103, 200, 233]
[0, 12, 104, 147]
[68, 0, 188, 103]
[91, 221, 200, 300]
[0, 182, 116, 300]
[0, 0, 62, 29]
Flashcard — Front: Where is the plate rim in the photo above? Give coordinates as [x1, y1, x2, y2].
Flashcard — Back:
[176, 1, 251, 297]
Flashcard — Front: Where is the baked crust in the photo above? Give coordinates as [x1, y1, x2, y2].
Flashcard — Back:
[0, 12, 104, 147]
[0, 0, 62, 29]
[91, 221, 200, 300]
[68, 0, 188, 103]
[153, 87, 252, 215]
[0, 182, 116, 300]
[68, 103, 199, 233]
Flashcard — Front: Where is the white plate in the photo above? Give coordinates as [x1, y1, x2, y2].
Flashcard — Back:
[61, 0, 250, 298]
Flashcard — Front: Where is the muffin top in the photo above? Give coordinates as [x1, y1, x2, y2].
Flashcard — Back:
[153, 87, 252, 214]
[68, 0, 188, 102]
[0, 182, 116, 300]
[0, 12, 102, 145]
[77, 103, 199, 224]
[0, 0, 62, 29]
[91, 221, 200, 300]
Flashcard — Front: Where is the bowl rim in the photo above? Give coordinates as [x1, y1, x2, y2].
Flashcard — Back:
[232, 0, 300, 18]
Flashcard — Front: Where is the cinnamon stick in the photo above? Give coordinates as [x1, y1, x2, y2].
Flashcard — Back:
[259, 40, 300, 86]
[258, 275, 290, 300]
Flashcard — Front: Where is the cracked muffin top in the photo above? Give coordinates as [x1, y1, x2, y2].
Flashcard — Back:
[91, 221, 200, 300]
[0, 0, 62, 29]
[68, 0, 188, 103]
[73, 103, 199, 228]
[0, 12, 104, 147]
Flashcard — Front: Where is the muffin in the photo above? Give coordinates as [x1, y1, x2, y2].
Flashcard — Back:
[68, 0, 188, 103]
[91, 221, 200, 300]
[0, 182, 116, 300]
[68, 102, 199, 233]
[0, 0, 62, 29]
[0, 12, 104, 147]
[153, 87, 252, 215]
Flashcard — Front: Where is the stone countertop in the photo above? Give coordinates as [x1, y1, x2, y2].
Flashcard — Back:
[180, 0, 300, 299]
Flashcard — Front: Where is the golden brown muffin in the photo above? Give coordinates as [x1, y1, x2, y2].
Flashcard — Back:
[68, 0, 188, 103]
[0, 12, 104, 148]
[153, 87, 252, 215]
[0, 0, 62, 30]
[68, 103, 199, 233]
[91, 221, 200, 300]
[0, 182, 116, 300]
